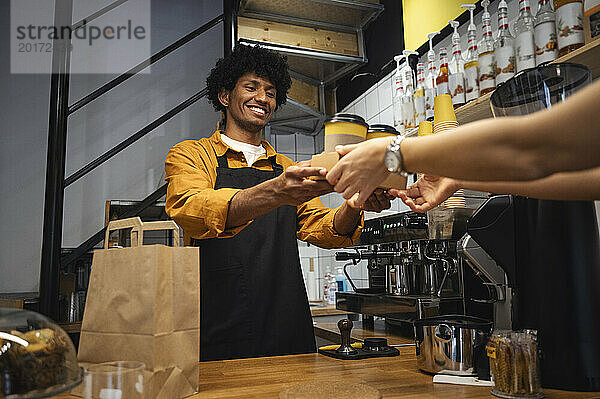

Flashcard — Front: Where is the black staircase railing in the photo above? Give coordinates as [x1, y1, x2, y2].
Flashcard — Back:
[64, 87, 208, 187]
[39, 0, 237, 319]
[68, 14, 223, 114]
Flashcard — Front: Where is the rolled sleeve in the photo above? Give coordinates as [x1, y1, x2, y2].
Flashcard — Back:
[165, 142, 251, 242]
[296, 197, 363, 249]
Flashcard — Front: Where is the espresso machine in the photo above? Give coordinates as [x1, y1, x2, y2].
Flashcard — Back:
[335, 201, 511, 329]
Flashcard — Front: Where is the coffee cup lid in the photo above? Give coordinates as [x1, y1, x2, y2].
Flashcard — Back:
[367, 124, 398, 135]
[324, 113, 368, 128]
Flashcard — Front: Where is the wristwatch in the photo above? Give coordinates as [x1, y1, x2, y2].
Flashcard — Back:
[384, 135, 409, 177]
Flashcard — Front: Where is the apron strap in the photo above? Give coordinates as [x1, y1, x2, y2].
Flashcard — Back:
[216, 153, 229, 169]
[270, 156, 283, 174]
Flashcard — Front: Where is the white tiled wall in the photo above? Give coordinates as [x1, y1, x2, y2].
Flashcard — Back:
[269, 131, 315, 162]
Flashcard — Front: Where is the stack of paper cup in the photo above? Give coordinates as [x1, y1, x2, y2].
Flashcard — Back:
[433, 94, 459, 133]
[433, 94, 466, 208]
[417, 121, 433, 137]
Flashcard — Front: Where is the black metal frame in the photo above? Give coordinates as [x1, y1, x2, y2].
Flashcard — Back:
[39, 0, 236, 318]
[39, 0, 73, 320]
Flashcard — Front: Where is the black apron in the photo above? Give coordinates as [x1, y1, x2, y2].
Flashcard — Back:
[192, 152, 316, 361]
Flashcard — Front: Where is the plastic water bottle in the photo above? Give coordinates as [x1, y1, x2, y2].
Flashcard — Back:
[336, 267, 346, 292]
[327, 274, 337, 305]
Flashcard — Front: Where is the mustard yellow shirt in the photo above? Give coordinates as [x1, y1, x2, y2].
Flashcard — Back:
[165, 131, 363, 248]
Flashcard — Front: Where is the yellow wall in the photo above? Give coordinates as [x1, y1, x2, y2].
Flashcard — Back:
[402, 0, 478, 51]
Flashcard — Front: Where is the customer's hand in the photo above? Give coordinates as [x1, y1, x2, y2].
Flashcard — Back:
[346, 189, 394, 212]
[274, 160, 334, 205]
[389, 175, 461, 213]
[326, 137, 393, 206]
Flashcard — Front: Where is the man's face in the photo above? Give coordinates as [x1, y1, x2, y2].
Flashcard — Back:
[219, 72, 276, 133]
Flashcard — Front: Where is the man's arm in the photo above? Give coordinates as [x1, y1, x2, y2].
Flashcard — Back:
[296, 189, 392, 249]
[334, 189, 395, 234]
[226, 165, 335, 228]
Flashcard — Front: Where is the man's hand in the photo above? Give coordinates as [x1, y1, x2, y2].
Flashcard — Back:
[274, 161, 334, 206]
[346, 189, 393, 212]
[389, 175, 461, 213]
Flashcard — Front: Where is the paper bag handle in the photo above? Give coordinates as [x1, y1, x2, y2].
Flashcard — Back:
[105, 217, 143, 248]
[139, 220, 180, 247]
[104, 217, 181, 248]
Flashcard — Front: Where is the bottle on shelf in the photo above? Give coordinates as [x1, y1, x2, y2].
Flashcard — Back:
[436, 47, 450, 96]
[336, 266, 346, 292]
[393, 55, 405, 132]
[495, 0, 517, 85]
[535, 0, 559, 65]
[554, 0, 585, 56]
[515, 0, 537, 72]
[448, 20, 466, 108]
[399, 50, 418, 129]
[425, 31, 440, 120]
[478, 0, 497, 95]
[403, 68, 417, 129]
[462, 4, 480, 102]
[327, 273, 337, 305]
[323, 272, 331, 303]
[414, 62, 427, 123]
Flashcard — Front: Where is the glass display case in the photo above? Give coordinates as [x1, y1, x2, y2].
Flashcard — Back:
[0, 308, 83, 398]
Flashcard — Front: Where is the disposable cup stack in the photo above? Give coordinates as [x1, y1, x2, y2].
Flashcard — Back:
[433, 94, 466, 209]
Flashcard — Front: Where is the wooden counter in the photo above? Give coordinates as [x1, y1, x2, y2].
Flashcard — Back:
[57, 349, 598, 398]
[189, 350, 598, 399]
[57, 315, 596, 398]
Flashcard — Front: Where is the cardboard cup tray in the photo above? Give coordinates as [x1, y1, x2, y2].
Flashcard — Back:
[309, 152, 407, 190]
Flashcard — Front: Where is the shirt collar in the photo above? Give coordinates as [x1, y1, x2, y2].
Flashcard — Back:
[210, 130, 277, 158]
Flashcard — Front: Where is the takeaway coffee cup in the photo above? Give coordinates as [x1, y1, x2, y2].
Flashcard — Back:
[366, 124, 398, 140]
[323, 113, 368, 153]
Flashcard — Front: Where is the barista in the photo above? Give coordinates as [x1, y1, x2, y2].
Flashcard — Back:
[325, 79, 600, 205]
[164, 45, 392, 361]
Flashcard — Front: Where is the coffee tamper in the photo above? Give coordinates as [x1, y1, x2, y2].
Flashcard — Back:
[336, 319, 358, 356]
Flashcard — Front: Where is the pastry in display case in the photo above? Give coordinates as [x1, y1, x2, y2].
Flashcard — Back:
[0, 308, 83, 398]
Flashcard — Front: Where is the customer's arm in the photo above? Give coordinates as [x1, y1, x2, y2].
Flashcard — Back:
[327, 80, 600, 204]
[393, 167, 600, 213]
[402, 76, 600, 180]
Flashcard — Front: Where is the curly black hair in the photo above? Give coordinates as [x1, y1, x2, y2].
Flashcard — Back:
[206, 44, 292, 114]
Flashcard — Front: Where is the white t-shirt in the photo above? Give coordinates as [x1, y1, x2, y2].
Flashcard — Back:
[221, 133, 267, 167]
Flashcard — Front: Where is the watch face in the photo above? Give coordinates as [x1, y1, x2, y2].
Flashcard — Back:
[384, 150, 400, 172]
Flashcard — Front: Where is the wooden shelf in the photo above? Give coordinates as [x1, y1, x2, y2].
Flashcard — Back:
[455, 90, 494, 125]
[310, 304, 352, 317]
[455, 39, 600, 125]
[239, 0, 383, 29]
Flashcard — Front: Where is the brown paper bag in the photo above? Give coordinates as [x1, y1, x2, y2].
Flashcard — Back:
[78, 217, 200, 399]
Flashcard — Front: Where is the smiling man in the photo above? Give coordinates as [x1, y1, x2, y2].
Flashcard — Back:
[164, 45, 392, 361]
